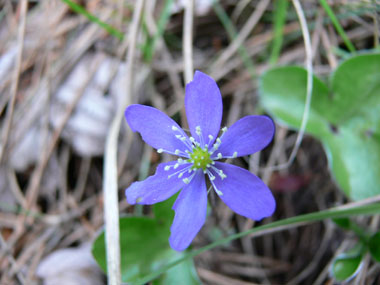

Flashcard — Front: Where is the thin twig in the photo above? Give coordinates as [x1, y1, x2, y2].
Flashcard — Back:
[0, 0, 28, 163]
[0, 234, 25, 284]
[102, 1, 144, 284]
[268, 0, 314, 171]
[211, 0, 270, 71]
[183, 0, 194, 84]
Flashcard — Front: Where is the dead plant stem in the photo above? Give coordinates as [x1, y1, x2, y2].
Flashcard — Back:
[102, 1, 144, 284]
[269, 0, 314, 171]
[183, 0, 194, 84]
[0, 0, 28, 163]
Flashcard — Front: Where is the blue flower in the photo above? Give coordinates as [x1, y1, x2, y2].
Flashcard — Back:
[124, 71, 276, 251]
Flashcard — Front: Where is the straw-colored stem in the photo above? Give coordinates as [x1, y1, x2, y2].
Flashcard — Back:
[103, 1, 144, 284]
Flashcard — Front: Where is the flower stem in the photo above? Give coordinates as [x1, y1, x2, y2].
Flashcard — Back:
[136, 202, 380, 284]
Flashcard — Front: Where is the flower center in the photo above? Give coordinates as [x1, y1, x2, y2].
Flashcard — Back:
[162, 125, 232, 193]
[189, 146, 212, 170]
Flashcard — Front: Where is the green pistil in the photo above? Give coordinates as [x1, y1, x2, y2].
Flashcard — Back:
[189, 146, 212, 170]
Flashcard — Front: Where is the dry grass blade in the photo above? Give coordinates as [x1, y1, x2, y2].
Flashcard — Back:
[267, 0, 314, 171]
[0, 0, 28, 163]
[102, 0, 144, 284]
[183, 0, 194, 84]
[211, 0, 270, 72]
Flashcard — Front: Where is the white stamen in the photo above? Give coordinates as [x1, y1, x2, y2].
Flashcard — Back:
[210, 165, 227, 180]
[172, 127, 194, 151]
[157, 148, 163, 153]
[219, 170, 227, 179]
[206, 135, 214, 146]
[164, 166, 171, 171]
[217, 153, 222, 159]
[168, 164, 193, 179]
[232, 151, 238, 158]
[222, 126, 228, 133]
[206, 169, 216, 181]
[207, 170, 224, 195]
[195, 126, 202, 135]
[174, 163, 179, 169]
[183, 171, 197, 184]
[178, 172, 184, 178]
[171, 149, 191, 158]
[195, 126, 205, 147]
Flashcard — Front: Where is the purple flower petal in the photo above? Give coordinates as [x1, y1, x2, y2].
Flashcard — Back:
[125, 104, 191, 155]
[185, 71, 223, 146]
[126, 161, 192, 205]
[216, 115, 274, 158]
[169, 171, 207, 251]
[211, 162, 275, 220]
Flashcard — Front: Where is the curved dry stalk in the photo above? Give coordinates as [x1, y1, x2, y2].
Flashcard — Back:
[268, 0, 314, 171]
[102, 1, 144, 284]
[0, 0, 28, 163]
[183, 0, 194, 84]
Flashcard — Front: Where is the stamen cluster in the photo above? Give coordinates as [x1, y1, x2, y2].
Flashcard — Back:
[161, 125, 236, 195]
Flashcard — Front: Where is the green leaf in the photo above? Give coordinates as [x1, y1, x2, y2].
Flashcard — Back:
[323, 128, 380, 200]
[153, 251, 201, 285]
[368, 231, 380, 263]
[329, 54, 380, 128]
[332, 217, 352, 230]
[332, 255, 363, 281]
[260, 54, 380, 200]
[153, 194, 176, 228]
[92, 217, 173, 282]
[331, 244, 364, 282]
[92, 196, 200, 284]
[260, 66, 331, 137]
